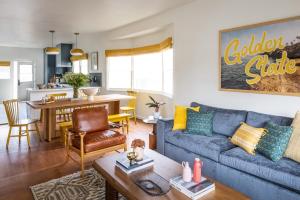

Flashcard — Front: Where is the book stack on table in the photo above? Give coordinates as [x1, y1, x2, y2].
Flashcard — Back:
[116, 154, 154, 174]
[170, 176, 215, 200]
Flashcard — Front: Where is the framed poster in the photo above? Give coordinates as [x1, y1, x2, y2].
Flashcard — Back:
[219, 16, 300, 96]
[90, 51, 99, 72]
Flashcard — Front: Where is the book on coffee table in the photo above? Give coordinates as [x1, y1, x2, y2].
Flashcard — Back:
[170, 176, 215, 200]
[115, 153, 154, 174]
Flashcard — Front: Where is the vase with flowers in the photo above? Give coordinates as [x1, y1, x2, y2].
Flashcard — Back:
[131, 139, 145, 161]
[63, 72, 90, 98]
[146, 96, 165, 119]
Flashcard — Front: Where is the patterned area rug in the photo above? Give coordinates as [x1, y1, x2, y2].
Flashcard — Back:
[30, 168, 125, 200]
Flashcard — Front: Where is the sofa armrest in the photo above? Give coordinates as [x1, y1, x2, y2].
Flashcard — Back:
[156, 119, 174, 155]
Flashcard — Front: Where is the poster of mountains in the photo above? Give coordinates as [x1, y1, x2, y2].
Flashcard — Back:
[220, 16, 300, 96]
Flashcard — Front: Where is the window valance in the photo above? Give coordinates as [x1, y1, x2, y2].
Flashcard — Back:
[0, 61, 10, 67]
[105, 37, 172, 57]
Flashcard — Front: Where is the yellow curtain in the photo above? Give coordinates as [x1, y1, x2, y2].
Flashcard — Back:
[70, 53, 88, 62]
[0, 61, 10, 67]
[105, 37, 172, 57]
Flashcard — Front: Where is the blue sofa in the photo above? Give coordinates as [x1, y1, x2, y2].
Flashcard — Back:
[157, 103, 300, 200]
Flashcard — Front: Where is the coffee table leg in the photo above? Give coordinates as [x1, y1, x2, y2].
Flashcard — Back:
[105, 181, 118, 200]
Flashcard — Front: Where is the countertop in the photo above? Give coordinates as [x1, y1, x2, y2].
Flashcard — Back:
[26, 87, 73, 92]
[27, 86, 101, 92]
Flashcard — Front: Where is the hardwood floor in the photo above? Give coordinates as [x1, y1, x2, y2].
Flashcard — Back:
[0, 120, 151, 200]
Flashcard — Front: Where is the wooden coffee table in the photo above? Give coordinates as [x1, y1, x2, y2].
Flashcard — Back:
[93, 149, 249, 200]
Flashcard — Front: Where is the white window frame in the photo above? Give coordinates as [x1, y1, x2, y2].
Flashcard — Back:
[106, 56, 132, 91]
[106, 48, 173, 97]
[72, 59, 88, 75]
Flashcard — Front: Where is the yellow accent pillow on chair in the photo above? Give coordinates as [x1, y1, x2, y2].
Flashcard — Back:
[231, 123, 266, 155]
[172, 105, 200, 131]
[284, 111, 300, 163]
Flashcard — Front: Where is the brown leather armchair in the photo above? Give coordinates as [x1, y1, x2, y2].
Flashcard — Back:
[66, 106, 127, 176]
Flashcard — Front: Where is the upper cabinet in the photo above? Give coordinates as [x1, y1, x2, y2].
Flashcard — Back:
[56, 43, 72, 68]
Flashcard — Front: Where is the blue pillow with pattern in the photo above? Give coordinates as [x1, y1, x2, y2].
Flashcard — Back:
[256, 121, 293, 161]
[186, 109, 214, 136]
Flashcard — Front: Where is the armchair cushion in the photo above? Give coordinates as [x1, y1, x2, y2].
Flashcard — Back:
[72, 130, 126, 153]
[72, 107, 109, 133]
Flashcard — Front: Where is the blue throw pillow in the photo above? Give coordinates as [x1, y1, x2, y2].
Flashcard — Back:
[256, 121, 293, 161]
[186, 109, 214, 136]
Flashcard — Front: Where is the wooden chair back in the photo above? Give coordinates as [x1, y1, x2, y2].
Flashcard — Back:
[47, 93, 67, 100]
[3, 99, 19, 126]
[47, 93, 70, 120]
[127, 90, 137, 108]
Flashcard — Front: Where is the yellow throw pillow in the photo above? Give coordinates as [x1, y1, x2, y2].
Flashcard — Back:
[173, 105, 200, 131]
[284, 111, 300, 163]
[231, 123, 266, 155]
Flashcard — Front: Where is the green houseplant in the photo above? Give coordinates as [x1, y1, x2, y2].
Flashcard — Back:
[146, 96, 165, 118]
[63, 72, 90, 98]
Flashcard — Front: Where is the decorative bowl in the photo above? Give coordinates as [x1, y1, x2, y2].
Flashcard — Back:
[81, 87, 99, 100]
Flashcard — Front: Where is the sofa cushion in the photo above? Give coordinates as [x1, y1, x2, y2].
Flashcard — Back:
[231, 122, 266, 155]
[190, 103, 247, 136]
[186, 109, 214, 136]
[165, 130, 235, 162]
[257, 122, 293, 161]
[220, 147, 300, 192]
[285, 111, 300, 163]
[173, 105, 200, 130]
[246, 111, 293, 128]
[72, 130, 126, 153]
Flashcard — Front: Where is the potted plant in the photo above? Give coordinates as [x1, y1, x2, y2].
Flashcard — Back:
[131, 139, 145, 161]
[63, 72, 90, 98]
[146, 96, 165, 119]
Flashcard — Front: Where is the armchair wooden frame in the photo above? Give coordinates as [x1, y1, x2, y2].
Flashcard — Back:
[66, 131, 127, 177]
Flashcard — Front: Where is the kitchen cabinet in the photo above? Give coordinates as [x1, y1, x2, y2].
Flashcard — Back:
[56, 43, 72, 68]
[44, 54, 56, 84]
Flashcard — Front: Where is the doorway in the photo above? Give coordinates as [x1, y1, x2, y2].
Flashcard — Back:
[17, 61, 34, 100]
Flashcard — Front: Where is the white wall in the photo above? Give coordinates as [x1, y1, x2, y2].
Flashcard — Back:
[0, 46, 43, 100]
[99, 0, 300, 118]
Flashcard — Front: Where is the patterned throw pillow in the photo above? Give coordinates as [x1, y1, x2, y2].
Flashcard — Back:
[284, 111, 300, 163]
[256, 122, 293, 161]
[186, 109, 214, 136]
[173, 105, 200, 131]
[231, 123, 266, 155]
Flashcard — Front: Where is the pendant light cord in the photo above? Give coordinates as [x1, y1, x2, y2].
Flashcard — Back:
[51, 32, 54, 47]
[49, 30, 55, 48]
[74, 33, 79, 48]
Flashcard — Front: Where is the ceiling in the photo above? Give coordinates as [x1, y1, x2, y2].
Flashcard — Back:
[0, 0, 193, 48]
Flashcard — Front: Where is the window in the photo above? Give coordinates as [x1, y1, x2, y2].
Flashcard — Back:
[107, 49, 173, 96]
[19, 64, 33, 82]
[73, 60, 88, 75]
[107, 56, 132, 89]
[0, 66, 10, 79]
[133, 53, 162, 91]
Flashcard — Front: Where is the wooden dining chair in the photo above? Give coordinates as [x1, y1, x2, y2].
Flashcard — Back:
[66, 106, 127, 177]
[47, 93, 72, 122]
[3, 99, 41, 149]
[120, 90, 137, 124]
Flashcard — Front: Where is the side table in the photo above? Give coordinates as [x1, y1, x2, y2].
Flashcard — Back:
[143, 117, 161, 150]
